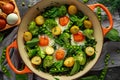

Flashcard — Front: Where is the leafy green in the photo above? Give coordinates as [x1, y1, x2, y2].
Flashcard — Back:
[26, 38, 39, 47]
[105, 28, 120, 41]
[55, 32, 71, 46]
[70, 15, 88, 28]
[43, 19, 57, 30]
[42, 5, 67, 18]
[53, 60, 63, 70]
[26, 46, 37, 58]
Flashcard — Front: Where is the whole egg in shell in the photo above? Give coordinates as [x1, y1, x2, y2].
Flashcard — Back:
[6, 13, 18, 25]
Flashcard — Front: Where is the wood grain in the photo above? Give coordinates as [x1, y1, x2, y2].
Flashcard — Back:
[0, 0, 21, 31]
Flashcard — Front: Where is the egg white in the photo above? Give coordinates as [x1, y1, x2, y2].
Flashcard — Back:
[38, 35, 55, 50]
[55, 14, 70, 33]
[71, 33, 86, 46]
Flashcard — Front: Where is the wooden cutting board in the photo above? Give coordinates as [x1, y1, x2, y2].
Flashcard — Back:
[0, 0, 21, 31]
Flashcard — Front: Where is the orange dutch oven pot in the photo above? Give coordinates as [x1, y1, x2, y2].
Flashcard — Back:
[6, 0, 113, 80]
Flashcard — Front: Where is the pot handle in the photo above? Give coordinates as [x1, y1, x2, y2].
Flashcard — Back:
[88, 3, 113, 36]
[6, 40, 32, 74]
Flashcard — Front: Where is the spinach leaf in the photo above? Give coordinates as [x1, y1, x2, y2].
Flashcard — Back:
[42, 5, 67, 18]
[43, 19, 57, 30]
[105, 28, 120, 41]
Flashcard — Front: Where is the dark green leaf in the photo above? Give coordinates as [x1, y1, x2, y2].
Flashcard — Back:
[105, 28, 120, 41]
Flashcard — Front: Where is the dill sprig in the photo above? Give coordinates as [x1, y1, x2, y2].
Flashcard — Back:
[99, 0, 120, 13]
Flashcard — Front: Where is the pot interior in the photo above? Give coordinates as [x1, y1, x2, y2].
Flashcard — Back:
[17, 0, 103, 79]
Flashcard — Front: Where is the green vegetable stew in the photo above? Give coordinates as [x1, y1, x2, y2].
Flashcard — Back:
[23, 4, 97, 76]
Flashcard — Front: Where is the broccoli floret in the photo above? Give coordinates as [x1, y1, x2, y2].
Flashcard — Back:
[43, 56, 53, 69]
[83, 29, 94, 39]
[28, 21, 39, 36]
[57, 5, 67, 17]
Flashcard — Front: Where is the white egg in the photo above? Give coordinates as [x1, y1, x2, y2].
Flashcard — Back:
[71, 34, 85, 46]
[6, 13, 18, 25]
[38, 35, 55, 49]
[55, 15, 70, 32]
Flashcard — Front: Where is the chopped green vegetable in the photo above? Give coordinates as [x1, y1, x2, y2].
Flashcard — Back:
[26, 38, 39, 47]
[43, 56, 53, 68]
[28, 21, 39, 36]
[70, 15, 88, 28]
[83, 29, 94, 39]
[74, 51, 86, 65]
[43, 19, 57, 30]
[42, 5, 67, 18]
[55, 32, 71, 46]
[53, 60, 64, 70]
[37, 46, 46, 59]
[26, 47, 37, 58]
[70, 60, 80, 75]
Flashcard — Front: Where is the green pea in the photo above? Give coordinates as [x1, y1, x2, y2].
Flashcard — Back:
[22, 2, 25, 6]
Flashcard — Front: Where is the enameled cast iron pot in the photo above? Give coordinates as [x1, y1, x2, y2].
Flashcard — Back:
[6, 0, 113, 80]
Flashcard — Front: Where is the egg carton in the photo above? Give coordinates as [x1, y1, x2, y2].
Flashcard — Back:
[0, 0, 21, 31]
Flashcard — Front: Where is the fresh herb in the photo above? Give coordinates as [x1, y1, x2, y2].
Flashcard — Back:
[99, 0, 120, 13]
[42, 5, 67, 18]
[42, 19, 57, 30]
